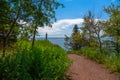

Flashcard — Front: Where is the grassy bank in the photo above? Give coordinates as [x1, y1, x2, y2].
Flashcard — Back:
[0, 40, 70, 80]
[69, 47, 120, 73]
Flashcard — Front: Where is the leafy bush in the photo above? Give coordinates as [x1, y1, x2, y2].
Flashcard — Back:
[79, 47, 106, 64]
[105, 56, 120, 73]
[0, 40, 70, 80]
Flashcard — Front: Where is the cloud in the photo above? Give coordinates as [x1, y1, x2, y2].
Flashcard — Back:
[38, 18, 84, 38]
[37, 18, 99, 38]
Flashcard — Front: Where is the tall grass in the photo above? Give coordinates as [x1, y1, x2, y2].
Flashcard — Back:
[72, 47, 120, 73]
[105, 56, 120, 73]
[79, 47, 106, 64]
[0, 40, 70, 80]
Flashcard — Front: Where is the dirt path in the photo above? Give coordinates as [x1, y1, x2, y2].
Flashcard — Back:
[67, 54, 120, 80]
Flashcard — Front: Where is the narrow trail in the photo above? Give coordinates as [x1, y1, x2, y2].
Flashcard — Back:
[67, 54, 120, 80]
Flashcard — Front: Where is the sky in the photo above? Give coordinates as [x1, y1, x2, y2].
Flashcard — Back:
[38, 0, 118, 38]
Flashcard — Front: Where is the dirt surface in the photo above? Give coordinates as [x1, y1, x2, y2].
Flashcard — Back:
[67, 54, 120, 80]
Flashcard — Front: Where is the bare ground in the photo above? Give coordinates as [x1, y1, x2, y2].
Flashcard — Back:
[66, 54, 120, 80]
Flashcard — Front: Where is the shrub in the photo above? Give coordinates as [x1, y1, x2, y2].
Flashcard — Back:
[0, 40, 70, 80]
[105, 56, 120, 73]
[79, 47, 106, 64]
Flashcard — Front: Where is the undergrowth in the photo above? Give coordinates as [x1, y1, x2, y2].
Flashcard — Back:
[0, 40, 70, 80]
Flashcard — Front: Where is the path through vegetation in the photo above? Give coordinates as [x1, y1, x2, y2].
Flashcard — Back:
[67, 54, 120, 80]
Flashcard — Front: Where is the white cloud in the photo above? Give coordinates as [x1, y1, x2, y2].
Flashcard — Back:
[38, 18, 84, 38]
[37, 18, 99, 38]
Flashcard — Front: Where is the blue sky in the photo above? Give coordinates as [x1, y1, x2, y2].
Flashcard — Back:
[56, 0, 114, 20]
[38, 0, 117, 38]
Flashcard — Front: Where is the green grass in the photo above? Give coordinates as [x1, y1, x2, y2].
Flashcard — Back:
[0, 40, 70, 80]
[70, 47, 120, 73]
[105, 56, 120, 73]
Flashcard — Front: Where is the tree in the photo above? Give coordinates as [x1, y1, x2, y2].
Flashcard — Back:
[81, 11, 104, 52]
[82, 11, 96, 47]
[93, 21, 104, 52]
[0, 0, 20, 54]
[0, 0, 63, 55]
[104, 2, 120, 55]
[64, 35, 71, 50]
[18, 25, 31, 41]
[64, 24, 82, 50]
[71, 24, 82, 50]
[81, 11, 97, 47]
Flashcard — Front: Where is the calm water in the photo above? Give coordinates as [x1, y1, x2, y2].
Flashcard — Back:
[37, 37, 114, 51]
[38, 38, 65, 49]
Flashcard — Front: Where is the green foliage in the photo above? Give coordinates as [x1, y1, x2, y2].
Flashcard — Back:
[104, 2, 120, 55]
[64, 24, 82, 50]
[0, 40, 70, 80]
[0, 0, 63, 54]
[72, 24, 79, 34]
[78, 47, 106, 64]
[81, 11, 95, 47]
[81, 11, 103, 50]
[105, 56, 120, 73]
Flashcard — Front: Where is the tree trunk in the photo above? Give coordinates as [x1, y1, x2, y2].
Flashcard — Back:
[2, 37, 7, 56]
[32, 26, 37, 48]
[115, 41, 120, 55]
[98, 38, 102, 52]
[1, 7, 20, 55]
[98, 35, 102, 52]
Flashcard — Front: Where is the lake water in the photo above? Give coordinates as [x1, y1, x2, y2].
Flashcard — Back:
[49, 38, 65, 49]
[37, 37, 114, 52]
[38, 38, 66, 49]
